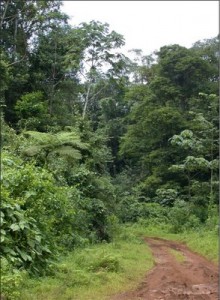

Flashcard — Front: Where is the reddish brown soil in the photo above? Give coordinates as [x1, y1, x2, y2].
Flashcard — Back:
[111, 237, 219, 300]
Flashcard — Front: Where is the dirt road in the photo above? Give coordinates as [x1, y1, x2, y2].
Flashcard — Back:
[111, 237, 218, 300]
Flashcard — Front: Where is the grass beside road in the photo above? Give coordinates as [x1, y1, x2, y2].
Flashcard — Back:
[22, 230, 154, 300]
[125, 221, 218, 263]
[22, 222, 218, 300]
[178, 230, 218, 263]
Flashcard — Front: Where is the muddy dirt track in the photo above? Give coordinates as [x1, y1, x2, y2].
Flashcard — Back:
[111, 237, 219, 300]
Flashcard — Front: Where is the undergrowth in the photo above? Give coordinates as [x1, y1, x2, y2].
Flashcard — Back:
[126, 219, 218, 263]
[4, 220, 218, 300]
[21, 231, 154, 300]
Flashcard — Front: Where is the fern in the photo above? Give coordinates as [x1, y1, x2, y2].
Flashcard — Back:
[55, 132, 89, 150]
[22, 130, 88, 161]
[22, 145, 43, 157]
[23, 131, 55, 145]
[52, 146, 82, 160]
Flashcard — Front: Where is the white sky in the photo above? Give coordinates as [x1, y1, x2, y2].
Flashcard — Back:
[61, 1, 219, 56]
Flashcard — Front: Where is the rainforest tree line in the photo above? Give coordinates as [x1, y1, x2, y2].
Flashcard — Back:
[1, 0, 219, 279]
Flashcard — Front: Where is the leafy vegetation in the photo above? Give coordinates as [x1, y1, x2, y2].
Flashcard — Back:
[0, 1, 218, 298]
[21, 231, 154, 300]
[20, 224, 218, 300]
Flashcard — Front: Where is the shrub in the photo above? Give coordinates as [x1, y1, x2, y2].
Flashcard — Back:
[1, 151, 77, 274]
[117, 195, 145, 222]
[89, 254, 120, 272]
[169, 200, 201, 233]
[0, 196, 53, 276]
[154, 188, 178, 206]
[1, 258, 27, 300]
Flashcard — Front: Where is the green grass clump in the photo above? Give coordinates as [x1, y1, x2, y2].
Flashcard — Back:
[169, 249, 185, 263]
[88, 254, 120, 272]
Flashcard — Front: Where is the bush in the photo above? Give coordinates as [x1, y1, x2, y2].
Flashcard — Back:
[89, 254, 120, 272]
[0, 197, 53, 276]
[117, 195, 145, 222]
[1, 258, 27, 300]
[169, 200, 201, 233]
[1, 151, 77, 274]
[142, 202, 169, 223]
[154, 188, 178, 206]
[206, 205, 219, 233]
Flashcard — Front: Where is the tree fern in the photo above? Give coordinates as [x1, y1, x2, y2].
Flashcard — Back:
[51, 146, 82, 160]
[22, 130, 88, 161]
[55, 131, 89, 150]
[23, 131, 55, 145]
[22, 145, 43, 157]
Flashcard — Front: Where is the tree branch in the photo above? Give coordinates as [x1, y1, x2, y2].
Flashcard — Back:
[0, 0, 10, 28]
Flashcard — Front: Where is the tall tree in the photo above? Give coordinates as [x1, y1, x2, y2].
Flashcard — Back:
[1, 0, 68, 126]
[64, 20, 129, 120]
[151, 44, 213, 111]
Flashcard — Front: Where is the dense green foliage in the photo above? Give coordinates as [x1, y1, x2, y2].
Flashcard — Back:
[0, 1, 218, 298]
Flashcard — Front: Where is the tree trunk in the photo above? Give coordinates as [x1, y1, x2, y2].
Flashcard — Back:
[82, 84, 91, 119]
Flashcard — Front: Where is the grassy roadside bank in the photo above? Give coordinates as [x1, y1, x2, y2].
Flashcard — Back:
[12, 223, 219, 300]
[22, 230, 154, 300]
[124, 221, 219, 263]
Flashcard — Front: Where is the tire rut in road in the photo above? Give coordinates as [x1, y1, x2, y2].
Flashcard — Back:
[110, 237, 218, 300]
